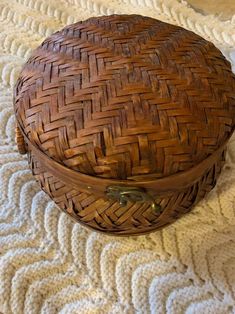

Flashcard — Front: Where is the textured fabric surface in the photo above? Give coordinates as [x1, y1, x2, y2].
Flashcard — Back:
[0, 1, 235, 313]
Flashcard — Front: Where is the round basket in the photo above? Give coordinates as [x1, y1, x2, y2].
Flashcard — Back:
[14, 14, 235, 235]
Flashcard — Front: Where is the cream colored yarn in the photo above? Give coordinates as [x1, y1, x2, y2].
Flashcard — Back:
[0, 0, 235, 313]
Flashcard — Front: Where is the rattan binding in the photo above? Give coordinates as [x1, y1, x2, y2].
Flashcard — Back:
[14, 15, 235, 235]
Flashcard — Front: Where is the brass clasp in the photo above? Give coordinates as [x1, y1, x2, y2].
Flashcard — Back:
[106, 185, 161, 211]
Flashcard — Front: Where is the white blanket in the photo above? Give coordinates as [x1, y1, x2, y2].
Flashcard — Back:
[0, 1, 234, 313]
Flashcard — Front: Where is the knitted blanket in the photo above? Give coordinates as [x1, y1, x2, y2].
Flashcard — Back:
[0, 1, 234, 313]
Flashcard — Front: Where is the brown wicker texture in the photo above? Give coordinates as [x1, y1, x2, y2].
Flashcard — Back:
[14, 15, 235, 235]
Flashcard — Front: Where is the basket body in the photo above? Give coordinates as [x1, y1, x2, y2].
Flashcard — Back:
[14, 15, 235, 235]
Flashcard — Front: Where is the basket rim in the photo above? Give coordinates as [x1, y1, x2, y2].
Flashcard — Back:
[16, 121, 231, 197]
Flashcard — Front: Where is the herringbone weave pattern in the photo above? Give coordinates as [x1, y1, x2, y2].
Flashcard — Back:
[15, 15, 234, 179]
[14, 15, 235, 234]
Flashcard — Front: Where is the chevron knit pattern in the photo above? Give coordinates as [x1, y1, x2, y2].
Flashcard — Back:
[1, 0, 235, 313]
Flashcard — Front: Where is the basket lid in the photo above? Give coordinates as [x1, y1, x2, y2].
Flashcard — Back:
[14, 14, 235, 181]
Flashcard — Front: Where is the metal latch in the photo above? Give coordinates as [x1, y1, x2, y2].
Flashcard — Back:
[106, 185, 161, 211]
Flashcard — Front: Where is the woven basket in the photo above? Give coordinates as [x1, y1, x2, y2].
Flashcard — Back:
[14, 14, 235, 235]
